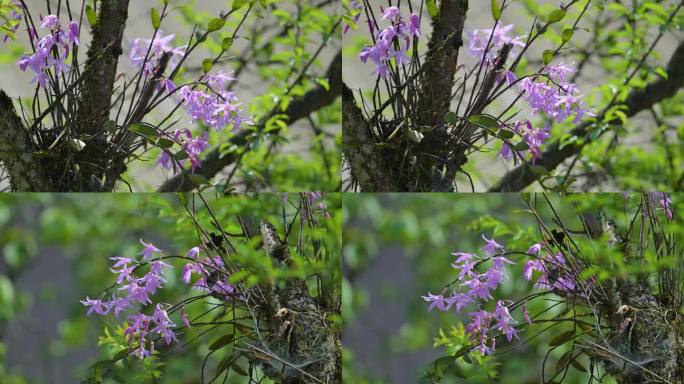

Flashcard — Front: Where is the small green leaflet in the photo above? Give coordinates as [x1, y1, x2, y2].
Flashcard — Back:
[85, 5, 98, 27]
[202, 58, 214, 73]
[232, 0, 250, 11]
[222, 37, 234, 51]
[562, 29, 573, 43]
[443, 111, 459, 125]
[491, 0, 501, 21]
[547, 9, 567, 24]
[207, 18, 226, 32]
[151, 8, 161, 29]
[542, 50, 554, 64]
[425, 0, 438, 18]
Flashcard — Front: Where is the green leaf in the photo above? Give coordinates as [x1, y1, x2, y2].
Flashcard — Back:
[432, 356, 466, 379]
[127, 122, 158, 138]
[562, 28, 573, 43]
[221, 37, 234, 51]
[467, 114, 499, 129]
[207, 18, 226, 32]
[232, 0, 249, 11]
[103, 120, 118, 134]
[515, 141, 529, 151]
[215, 354, 235, 376]
[498, 129, 514, 140]
[202, 58, 214, 73]
[491, 0, 501, 20]
[542, 50, 554, 65]
[209, 334, 235, 350]
[555, 350, 572, 373]
[174, 150, 189, 160]
[316, 78, 330, 91]
[150, 8, 161, 29]
[570, 357, 587, 372]
[655, 67, 668, 80]
[425, 0, 438, 18]
[157, 138, 175, 149]
[549, 330, 575, 346]
[443, 112, 459, 125]
[547, 9, 567, 24]
[112, 349, 129, 362]
[85, 5, 98, 27]
[231, 362, 248, 376]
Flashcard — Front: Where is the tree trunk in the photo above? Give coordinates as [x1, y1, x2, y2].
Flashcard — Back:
[580, 212, 684, 384]
[242, 218, 341, 383]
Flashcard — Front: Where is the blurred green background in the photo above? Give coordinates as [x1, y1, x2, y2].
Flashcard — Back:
[0, 193, 341, 384]
[342, 193, 683, 384]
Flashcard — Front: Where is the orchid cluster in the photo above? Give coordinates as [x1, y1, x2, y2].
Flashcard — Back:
[80, 239, 239, 358]
[422, 234, 582, 355]
[17, 14, 80, 88]
[359, 6, 420, 79]
[522, 243, 577, 292]
[181, 248, 236, 296]
[128, 31, 251, 173]
[652, 192, 674, 221]
[304, 192, 332, 218]
[468, 22, 592, 163]
[176, 71, 251, 132]
[80, 239, 178, 358]
[157, 128, 210, 173]
[468, 23, 525, 65]
[129, 30, 185, 77]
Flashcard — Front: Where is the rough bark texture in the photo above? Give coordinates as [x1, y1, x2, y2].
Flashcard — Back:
[70, 0, 130, 191]
[490, 41, 684, 192]
[416, 0, 468, 122]
[158, 51, 342, 192]
[581, 211, 684, 384]
[342, 1, 468, 191]
[76, 0, 130, 137]
[0, 1, 130, 191]
[244, 220, 341, 384]
[411, 0, 468, 191]
[341, 83, 401, 191]
[0, 91, 50, 191]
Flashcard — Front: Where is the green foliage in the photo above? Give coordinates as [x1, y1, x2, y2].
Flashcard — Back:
[343, 193, 683, 383]
[171, 0, 341, 191]
[0, 193, 341, 383]
[0, 0, 21, 41]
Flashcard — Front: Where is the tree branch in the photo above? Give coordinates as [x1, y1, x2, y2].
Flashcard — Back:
[342, 83, 401, 191]
[157, 50, 341, 192]
[0, 91, 50, 191]
[490, 41, 684, 192]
